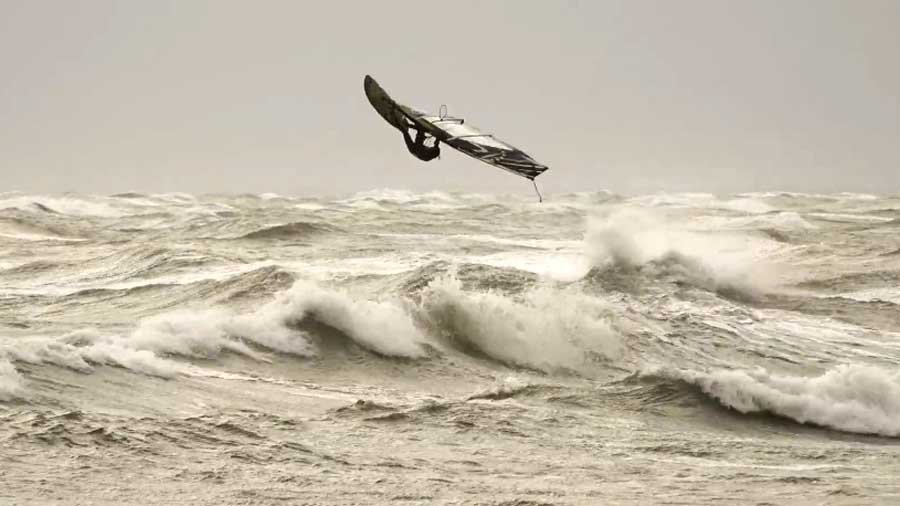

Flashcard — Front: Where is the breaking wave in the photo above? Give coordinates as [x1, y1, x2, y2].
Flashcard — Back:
[1, 332, 183, 383]
[0, 269, 638, 396]
[417, 275, 624, 373]
[642, 364, 900, 437]
[583, 207, 773, 299]
[0, 279, 432, 395]
[116, 279, 429, 360]
[3, 190, 900, 454]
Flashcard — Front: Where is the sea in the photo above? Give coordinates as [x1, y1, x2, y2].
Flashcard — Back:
[1, 189, 899, 505]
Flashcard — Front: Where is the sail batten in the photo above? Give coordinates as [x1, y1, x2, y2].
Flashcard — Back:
[399, 105, 549, 180]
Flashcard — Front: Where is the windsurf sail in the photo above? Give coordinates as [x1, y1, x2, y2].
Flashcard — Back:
[397, 105, 549, 182]
[364, 75, 550, 200]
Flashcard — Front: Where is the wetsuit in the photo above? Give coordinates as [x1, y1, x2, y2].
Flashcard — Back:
[402, 128, 440, 162]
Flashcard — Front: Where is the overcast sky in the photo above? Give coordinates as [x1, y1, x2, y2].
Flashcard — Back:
[1, 0, 898, 195]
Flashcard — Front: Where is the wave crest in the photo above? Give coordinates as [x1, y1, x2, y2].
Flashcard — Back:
[417, 275, 624, 373]
[643, 364, 900, 437]
[584, 207, 771, 299]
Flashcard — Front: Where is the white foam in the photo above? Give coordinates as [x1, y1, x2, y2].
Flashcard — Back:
[418, 275, 623, 372]
[736, 191, 878, 201]
[113, 280, 426, 359]
[287, 256, 419, 279]
[752, 211, 817, 231]
[235, 281, 427, 358]
[336, 189, 476, 210]
[4, 336, 94, 372]
[77, 340, 183, 378]
[835, 192, 879, 201]
[808, 212, 894, 224]
[341, 188, 421, 205]
[473, 251, 590, 282]
[718, 198, 774, 214]
[0, 357, 24, 401]
[734, 191, 786, 199]
[125, 311, 271, 360]
[652, 364, 900, 437]
[153, 192, 197, 202]
[584, 207, 775, 297]
[631, 193, 717, 208]
[1, 278, 428, 392]
[293, 202, 327, 211]
[2, 332, 184, 380]
[687, 211, 817, 235]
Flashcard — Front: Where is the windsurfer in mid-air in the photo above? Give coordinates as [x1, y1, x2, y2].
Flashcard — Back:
[364, 74, 548, 201]
[402, 123, 440, 162]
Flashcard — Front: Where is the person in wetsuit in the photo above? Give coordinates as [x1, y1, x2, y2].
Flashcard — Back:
[402, 126, 440, 162]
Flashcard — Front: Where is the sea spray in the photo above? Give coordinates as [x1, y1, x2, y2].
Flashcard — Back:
[584, 207, 773, 298]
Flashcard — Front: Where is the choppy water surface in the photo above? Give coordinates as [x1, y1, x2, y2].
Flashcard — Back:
[2, 190, 899, 505]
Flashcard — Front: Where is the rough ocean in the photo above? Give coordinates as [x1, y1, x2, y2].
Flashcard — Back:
[1, 189, 899, 505]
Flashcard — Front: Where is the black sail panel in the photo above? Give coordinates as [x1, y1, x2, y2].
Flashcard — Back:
[446, 137, 549, 180]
